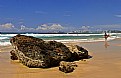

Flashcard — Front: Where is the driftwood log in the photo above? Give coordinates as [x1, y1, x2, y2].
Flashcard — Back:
[10, 34, 89, 69]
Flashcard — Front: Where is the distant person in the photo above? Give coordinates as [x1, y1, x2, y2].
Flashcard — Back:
[104, 31, 110, 40]
[104, 31, 110, 48]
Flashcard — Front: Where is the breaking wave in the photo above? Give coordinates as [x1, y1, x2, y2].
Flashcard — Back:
[0, 33, 120, 46]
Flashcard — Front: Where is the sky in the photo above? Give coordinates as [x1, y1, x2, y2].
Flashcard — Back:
[0, 0, 121, 32]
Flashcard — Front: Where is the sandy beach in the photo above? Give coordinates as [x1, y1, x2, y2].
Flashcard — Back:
[0, 39, 121, 78]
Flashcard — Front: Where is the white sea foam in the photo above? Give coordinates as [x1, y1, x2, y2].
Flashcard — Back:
[0, 33, 120, 37]
[0, 33, 120, 46]
[0, 37, 9, 40]
[21, 33, 104, 37]
[0, 34, 17, 37]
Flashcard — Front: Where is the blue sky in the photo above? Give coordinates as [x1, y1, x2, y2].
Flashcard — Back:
[0, 0, 121, 32]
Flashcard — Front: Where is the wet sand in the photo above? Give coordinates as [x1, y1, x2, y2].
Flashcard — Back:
[0, 39, 121, 78]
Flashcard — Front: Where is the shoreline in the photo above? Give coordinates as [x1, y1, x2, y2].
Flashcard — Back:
[0, 38, 121, 78]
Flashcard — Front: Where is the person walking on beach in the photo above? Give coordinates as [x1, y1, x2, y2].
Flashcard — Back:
[104, 31, 109, 40]
[104, 31, 110, 48]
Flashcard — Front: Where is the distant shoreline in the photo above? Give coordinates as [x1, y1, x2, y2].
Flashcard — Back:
[0, 32, 103, 34]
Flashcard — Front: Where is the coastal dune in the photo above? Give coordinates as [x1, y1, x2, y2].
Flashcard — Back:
[0, 39, 121, 78]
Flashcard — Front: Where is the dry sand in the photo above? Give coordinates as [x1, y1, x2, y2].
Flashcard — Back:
[0, 39, 121, 78]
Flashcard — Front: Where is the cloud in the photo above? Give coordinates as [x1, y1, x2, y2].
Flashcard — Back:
[20, 23, 64, 32]
[20, 25, 35, 31]
[50, 24, 64, 30]
[36, 24, 49, 30]
[36, 23, 64, 31]
[0, 23, 19, 31]
[115, 15, 121, 17]
[0, 22, 65, 32]
[0, 23, 14, 29]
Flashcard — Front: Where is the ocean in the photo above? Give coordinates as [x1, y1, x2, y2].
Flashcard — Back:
[0, 33, 121, 46]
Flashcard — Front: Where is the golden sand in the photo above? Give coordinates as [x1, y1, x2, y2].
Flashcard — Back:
[0, 39, 121, 78]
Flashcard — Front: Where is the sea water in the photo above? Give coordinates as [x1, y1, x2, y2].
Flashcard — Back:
[0, 33, 121, 46]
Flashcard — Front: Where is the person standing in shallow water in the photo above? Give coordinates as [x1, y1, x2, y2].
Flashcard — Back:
[104, 31, 110, 48]
[104, 31, 109, 40]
